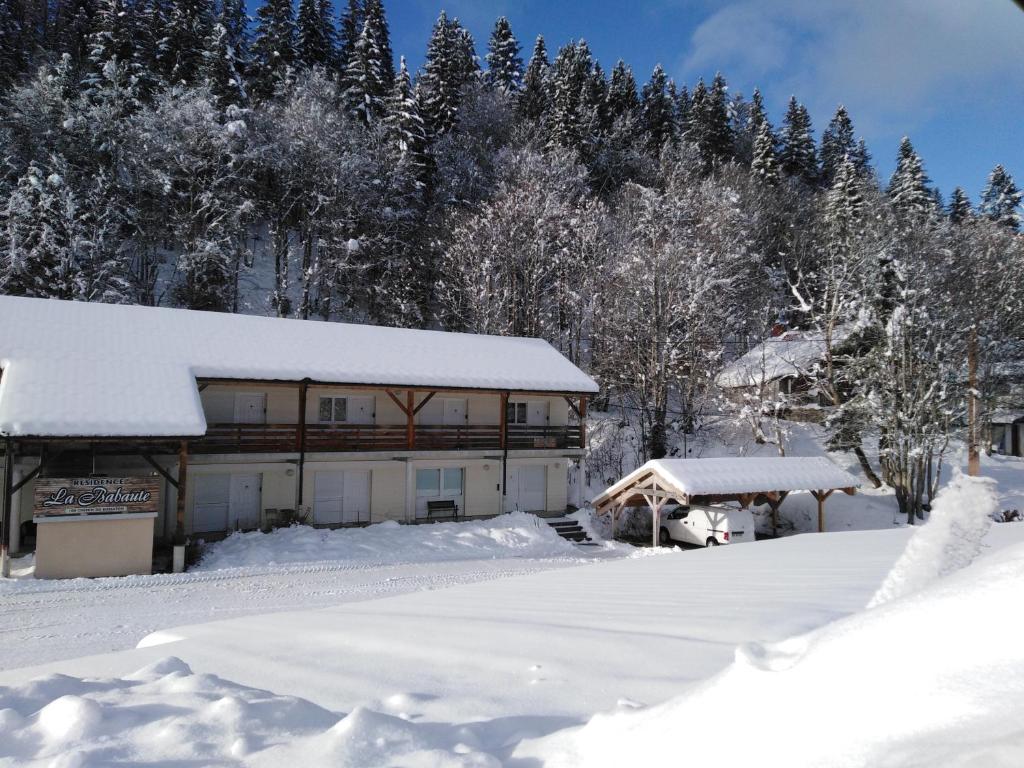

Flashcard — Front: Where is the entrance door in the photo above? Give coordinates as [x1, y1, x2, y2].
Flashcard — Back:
[228, 474, 261, 530]
[234, 393, 266, 424]
[443, 398, 467, 426]
[347, 396, 375, 425]
[313, 470, 371, 525]
[505, 466, 546, 513]
[527, 401, 549, 427]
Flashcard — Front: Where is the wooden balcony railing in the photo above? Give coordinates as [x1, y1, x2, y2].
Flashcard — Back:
[191, 423, 584, 454]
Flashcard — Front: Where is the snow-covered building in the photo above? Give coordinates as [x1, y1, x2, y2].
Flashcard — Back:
[0, 296, 597, 576]
[716, 327, 853, 422]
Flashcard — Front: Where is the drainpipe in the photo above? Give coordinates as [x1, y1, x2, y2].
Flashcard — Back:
[2, 437, 14, 578]
[296, 379, 309, 510]
[501, 393, 509, 515]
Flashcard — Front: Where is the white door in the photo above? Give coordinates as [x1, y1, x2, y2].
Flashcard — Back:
[228, 474, 261, 530]
[234, 393, 266, 424]
[443, 398, 467, 426]
[506, 466, 546, 513]
[347, 396, 375, 425]
[342, 470, 370, 523]
[193, 474, 230, 533]
[314, 470, 371, 525]
[527, 401, 549, 427]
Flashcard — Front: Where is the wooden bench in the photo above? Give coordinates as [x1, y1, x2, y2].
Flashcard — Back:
[426, 500, 459, 520]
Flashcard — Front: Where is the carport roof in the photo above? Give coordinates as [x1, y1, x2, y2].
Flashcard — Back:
[593, 457, 859, 511]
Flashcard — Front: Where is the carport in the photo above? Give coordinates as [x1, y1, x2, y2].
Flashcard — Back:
[592, 457, 859, 546]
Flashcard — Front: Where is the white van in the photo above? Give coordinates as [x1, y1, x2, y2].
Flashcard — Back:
[658, 504, 756, 547]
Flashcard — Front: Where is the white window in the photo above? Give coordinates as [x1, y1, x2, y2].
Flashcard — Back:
[319, 396, 348, 423]
[507, 402, 528, 424]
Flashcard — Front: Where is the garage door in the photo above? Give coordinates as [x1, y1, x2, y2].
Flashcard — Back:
[313, 470, 371, 525]
[193, 474, 261, 533]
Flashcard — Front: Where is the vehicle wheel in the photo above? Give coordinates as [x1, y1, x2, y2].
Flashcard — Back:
[706, 537, 720, 547]
[659, 527, 671, 546]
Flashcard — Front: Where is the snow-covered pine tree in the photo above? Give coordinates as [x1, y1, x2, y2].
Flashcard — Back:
[386, 56, 430, 186]
[53, 0, 97, 79]
[686, 73, 732, 169]
[162, 0, 214, 86]
[607, 60, 638, 123]
[819, 105, 856, 186]
[484, 16, 522, 93]
[750, 120, 779, 187]
[83, 0, 139, 91]
[517, 34, 550, 124]
[419, 11, 478, 137]
[779, 96, 817, 183]
[0, 0, 28, 89]
[1, 156, 83, 299]
[336, 0, 361, 72]
[674, 84, 691, 138]
[250, 0, 296, 100]
[546, 41, 599, 157]
[342, 3, 393, 124]
[75, 168, 136, 304]
[888, 137, 934, 222]
[732, 86, 767, 165]
[639, 64, 674, 155]
[201, 2, 248, 111]
[295, 0, 336, 69]
[979, 164, 1021, 230]
[947, 186, 973, 225]
[849, 137, 872, 179]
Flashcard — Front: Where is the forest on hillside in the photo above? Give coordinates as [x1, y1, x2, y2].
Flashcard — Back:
[1, 0, 1023, 518]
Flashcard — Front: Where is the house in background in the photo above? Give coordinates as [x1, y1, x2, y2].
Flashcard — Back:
[0, 296, 596, 577]
[716, 327, 853, 424]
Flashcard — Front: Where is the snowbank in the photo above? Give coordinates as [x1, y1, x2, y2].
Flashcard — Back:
[519, 539, 1024, 767]
[194, 513, 581, 572]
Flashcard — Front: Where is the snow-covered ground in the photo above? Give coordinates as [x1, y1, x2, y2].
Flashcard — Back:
[4, 518, 1023, 766]
[0, 514, 635, 671]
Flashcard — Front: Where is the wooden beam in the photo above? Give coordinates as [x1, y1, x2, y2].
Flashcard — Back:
[579, 396, 588, 450]
[296, 381, 308, 505]
[412, 391, 437, 416]
[406, 391, 415, 450]
[499, 392, 508, 450]
[141, 454, 178, 489]
[11, 446, 65, 494]
[563, 396, 581, 420]
[197, 376, 595, 399]
[385, 389, 411, 416]
[175, 440, 188, 544]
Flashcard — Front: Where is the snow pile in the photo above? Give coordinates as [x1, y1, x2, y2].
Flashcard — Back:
[869, 471, 998, 608]
[0, 657, 503, 767]
[519, 521, 1024, 767]
[195, 512, 580, 571]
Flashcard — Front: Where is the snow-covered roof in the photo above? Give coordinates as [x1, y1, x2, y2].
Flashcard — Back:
[0, 296, 598, 438]
[716, 328, 852, 389]
[593, 456, 859, 509]
[990, 411, 1024, 425]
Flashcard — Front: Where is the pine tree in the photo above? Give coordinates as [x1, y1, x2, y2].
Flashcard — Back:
[0, 0, 28, 89]
[824, 157, 864, 245]
[84, 0, 138, 88]
[779, 96, 817, 183]
[517, 35, 550, 123]
[1, 157, 83, 299]
[337, 0, 362, 72]
[250, 0, 296, 99]
[546, 41, 597, 156]
[947, 186, 973, 225]
[979, 164, 1021, 230]
[820, 105, 856, 186]
[295, 0, 336, 69]
[53, 0, 97, 78]
[849, 138, 872, 179]
[484, 16, 522, 92]
[162, 0, 214, 86]
[419, 11, 478, 137]
[674, 84, 691, 138]
[341, 0, 395, 123]
[386, 56, 430, 185]
[888, 137, 933, 221]
[750, 120, 779, 187]
[640, 64, 674, 154]
[201, 14, 248, 110]
[687, 74, 732, 168]
[606, 60, 638, 122]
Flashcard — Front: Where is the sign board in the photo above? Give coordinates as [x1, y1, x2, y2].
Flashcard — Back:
[33, 477, 160, 518]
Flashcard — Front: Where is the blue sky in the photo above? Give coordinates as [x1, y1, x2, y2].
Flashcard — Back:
[332, 0, 1024, 201]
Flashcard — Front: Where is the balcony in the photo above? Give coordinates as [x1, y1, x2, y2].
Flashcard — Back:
[190, 424, 583, 454]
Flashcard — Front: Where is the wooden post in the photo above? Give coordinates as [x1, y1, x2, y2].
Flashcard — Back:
[813, 489, 834, 533]
[406, 390, 415, 450]
[1, 437, 14, 578]
[175, 440, 188, 544]
[499, 393, 508, 450]
[296, 381, 308, 506]
[579, 396, 588, 449]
